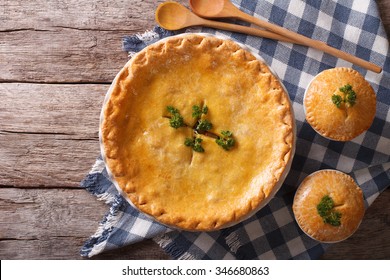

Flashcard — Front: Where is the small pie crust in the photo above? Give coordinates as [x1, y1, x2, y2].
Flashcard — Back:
[304, 67, 376, 141]
[293, 170, 365, 242]
[101, 34, 295, 231]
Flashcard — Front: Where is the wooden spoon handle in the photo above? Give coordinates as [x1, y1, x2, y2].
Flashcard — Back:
[236, 9, 382, 73]
[202, 18, 298, 44]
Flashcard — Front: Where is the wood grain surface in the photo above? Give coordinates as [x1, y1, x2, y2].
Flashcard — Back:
[0, 0, 389, 260]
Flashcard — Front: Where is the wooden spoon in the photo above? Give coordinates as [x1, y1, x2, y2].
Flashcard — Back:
[155, 2, 298, 44]
[190, 0, 382, 73]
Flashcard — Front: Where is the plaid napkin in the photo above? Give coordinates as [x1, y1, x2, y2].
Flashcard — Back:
[80, 0, 390, 259]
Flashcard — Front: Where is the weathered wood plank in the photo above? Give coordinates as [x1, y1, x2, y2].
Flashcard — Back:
[0, 30, 130, 83]
[0, 83, 105, 135]
[377, 0, 390, 37]
[0, 238, 170, 260]
[0, 134, 98, 187]
[0, 187, 169, 259]
[0, 188, 105, 259]
[0, 83, 105, 187]
[0, 0, 188, 31]
[0, 0, 188, 83]
[0, 187, 388, 259]
[0, 188, 105, 240]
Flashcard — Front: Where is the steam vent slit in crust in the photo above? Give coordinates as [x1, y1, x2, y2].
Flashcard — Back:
[101, 34, 295, 231]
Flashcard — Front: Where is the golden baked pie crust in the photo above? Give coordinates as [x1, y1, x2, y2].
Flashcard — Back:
[304, 67, 376, 141]
[101, 34, 294, 231]
[293, 170, 365, 242]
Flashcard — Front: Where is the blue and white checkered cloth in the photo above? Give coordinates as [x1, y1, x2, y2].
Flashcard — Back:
[80, 0, 390, 259]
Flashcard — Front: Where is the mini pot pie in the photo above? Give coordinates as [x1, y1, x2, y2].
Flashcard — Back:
[101, 34, 295, 231]
[293, 169, 365, 242]
[304, 67, 376, 141]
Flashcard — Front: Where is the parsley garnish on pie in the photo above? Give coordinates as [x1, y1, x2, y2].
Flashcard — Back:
[192, 105, 208, 119]
[192, 105, 212, 132]
[331, 94, 343, 108]
[340, 84, 357, 106]
[167, 106, 185, 129]
[331, 84, 357, 108]
[196, 119, 213, 132]
[317, 195, 342, 226]
[167, 105, 235, 152]
[184, 137, 205, 153]
[216, 130, 235, 151]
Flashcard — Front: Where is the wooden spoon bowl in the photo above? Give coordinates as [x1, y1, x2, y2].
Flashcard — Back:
[189, 0, 227, 18]
[155, 1, 192, 30]
[155, 1, 297, 43]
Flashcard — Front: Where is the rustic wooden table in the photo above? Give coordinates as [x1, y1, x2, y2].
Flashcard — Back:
[0, 0, 389, 260]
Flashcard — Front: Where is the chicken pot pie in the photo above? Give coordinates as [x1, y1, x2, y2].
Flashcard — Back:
[304, 67, 376, 141]
[100, 34, 295, 231]
[293, 170, 365, 242]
